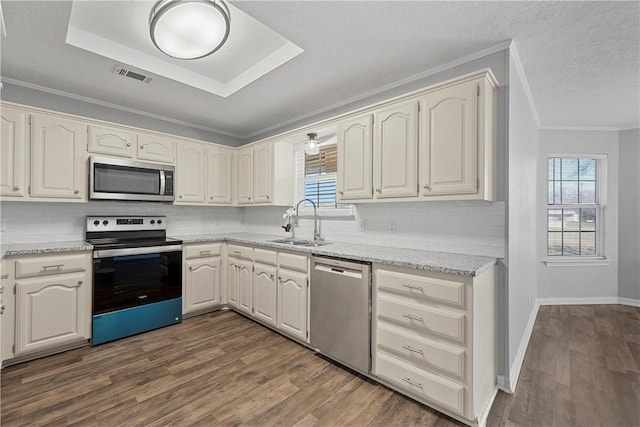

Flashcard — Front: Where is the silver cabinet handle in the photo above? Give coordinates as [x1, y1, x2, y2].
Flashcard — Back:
[270, 274, 274, 279]
[402, 377, 423, 389]
[74, 190, 80, 195]
[126, 143, 131, 147]
[42, 264, 63, 270]
[402, 345, 424, 355]
[140, 145, 145, 149]
[248, 197, 252, 201]
[189, 266, 193, 271]
[12, 186, 19, 191]
[403, 314, 424, 322]
[200, 250, 211, 255]
[179, 195, 182, 199]
[402, 284, 424, 292]
[210, 197, 213, 200]
[0, 304, 5, 315]
[338, 190, 344, 195]
[375, 188, 381, 193]
[266, 195, 270, 200]
[423, 184, 430, 190]
[78, 280, 83, 285]
[233, 251, 241, 255]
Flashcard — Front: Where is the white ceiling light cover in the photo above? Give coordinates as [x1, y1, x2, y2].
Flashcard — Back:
[150, 0, 230, 60]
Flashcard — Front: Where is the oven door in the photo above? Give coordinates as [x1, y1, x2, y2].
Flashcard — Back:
[92, 246, 182, 315]
[90, 156, 174, 202]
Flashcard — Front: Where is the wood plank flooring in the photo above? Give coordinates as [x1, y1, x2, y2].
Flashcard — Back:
[1, 304, 639, 426]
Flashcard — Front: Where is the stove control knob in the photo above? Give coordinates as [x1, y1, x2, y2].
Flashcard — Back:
[93, 220, 99, 226]
[103, 220, 109, 226]
[157, 220, 163, 225]
[150, 220, 155, 225]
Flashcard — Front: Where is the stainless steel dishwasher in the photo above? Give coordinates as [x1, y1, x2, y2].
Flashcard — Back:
[310, 256, 371, 374]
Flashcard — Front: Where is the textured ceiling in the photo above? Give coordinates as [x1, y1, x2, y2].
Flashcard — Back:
[0, 1, 638, 140]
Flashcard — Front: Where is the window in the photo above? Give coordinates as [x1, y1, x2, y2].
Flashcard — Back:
[547, 156, 603, 257]
[296, 142, 349, 210]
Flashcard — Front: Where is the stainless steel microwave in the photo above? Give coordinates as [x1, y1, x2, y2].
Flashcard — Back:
[89, 156, 175, 202]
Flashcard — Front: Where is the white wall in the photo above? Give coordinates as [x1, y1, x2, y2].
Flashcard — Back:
[536, 130, 619, 299]
[243, 201, 505, 258]
[618, 128, 640, 301]
[0, 202, 243, 244]
[503, 49, 539, 391]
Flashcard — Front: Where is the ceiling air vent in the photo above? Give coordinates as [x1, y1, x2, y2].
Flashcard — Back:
[113, 65, 152, 84]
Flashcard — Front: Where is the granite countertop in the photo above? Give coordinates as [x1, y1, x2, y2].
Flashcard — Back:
[1, 241, 93, 258]
[174, 232, 495, 277]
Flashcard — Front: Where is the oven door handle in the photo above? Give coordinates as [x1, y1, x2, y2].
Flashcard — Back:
[93, 245, 182, 259]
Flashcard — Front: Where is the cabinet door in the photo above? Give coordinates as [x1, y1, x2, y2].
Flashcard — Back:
[207, 146, 233, 204]
[15, 273, 90, 355]
[137, 133, 175, 164]
[253, 263, 277, 327]
[227, 262, 239, 308]
[237, 147, 253, 204]
[176, 141, 206, 203]
[419, 80, 477, 196]
[237, 259, 253, 315]
[30, 113, 87, 200]
[184, 257, 221, 314]
[253, 143, 273, 204]
[373, 100, 419, 199]
[87, 124, 135, 158]
[337, 114, 373, 200]
[1, 107, 27, 197]
[277, 269, 308, 342]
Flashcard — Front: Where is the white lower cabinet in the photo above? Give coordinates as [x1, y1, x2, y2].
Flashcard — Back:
[277, 268, 308, 342]
[372, 264, 496, 425]
[2, 252, 92, 363]
[253, 262, 277, 327]
[183, 243, 222, 315]
[237, 259, 253, 315]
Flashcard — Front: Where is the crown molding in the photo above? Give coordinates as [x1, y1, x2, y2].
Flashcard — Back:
[508, 41, 541, 128]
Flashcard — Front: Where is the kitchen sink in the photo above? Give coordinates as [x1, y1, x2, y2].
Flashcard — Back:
[269, 238, 331, 247]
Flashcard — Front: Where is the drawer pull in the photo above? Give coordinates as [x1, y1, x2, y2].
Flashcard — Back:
[42, 264, 64, 271]
[189, 266, 193, 271]
[402, 284, 424, 292]
[403, 314, 424, 322]
[402, 345, 424, 355]
[12, 186, 19, 191]
[0, 304, 5, 314]
[233, 251, 241, 255]
[402, 377, 423, 389]
[199, 250, 211, 255]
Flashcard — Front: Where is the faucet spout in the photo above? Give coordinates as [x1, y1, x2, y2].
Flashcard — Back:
[295, 199, 322, 241]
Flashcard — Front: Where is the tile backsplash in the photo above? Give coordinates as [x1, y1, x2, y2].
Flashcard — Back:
[1, 200, 505, 258]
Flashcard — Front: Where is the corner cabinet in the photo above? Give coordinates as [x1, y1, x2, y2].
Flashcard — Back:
[2, 252, 92, 363]
[337, 71, 497, 203]
[372, 264, 496, 426]
[236, 141, 294, 206]
[183, 243, 222, 316]
[0, 106, 27, 198]
[30, 113, 87, 200]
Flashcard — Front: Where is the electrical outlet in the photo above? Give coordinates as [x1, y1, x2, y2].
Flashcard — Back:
[358, 220, 365, 232]
[389, 220, 396, 233]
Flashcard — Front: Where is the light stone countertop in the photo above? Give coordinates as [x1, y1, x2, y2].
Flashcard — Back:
[1, 241, 93, 258]
[174, 232, 496, 277]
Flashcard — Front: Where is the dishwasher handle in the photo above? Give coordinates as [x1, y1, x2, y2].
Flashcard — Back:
[314, 263, 363, 279]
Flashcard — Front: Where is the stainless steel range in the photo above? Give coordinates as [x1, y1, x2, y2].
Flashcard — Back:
[86, 216, 183, 345]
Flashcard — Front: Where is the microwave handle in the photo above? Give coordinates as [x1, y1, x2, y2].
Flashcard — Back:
[159, 171, 166, 196]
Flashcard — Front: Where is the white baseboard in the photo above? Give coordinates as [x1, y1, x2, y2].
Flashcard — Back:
[477, 386, 499, 427]
[502, 300, 540, 394]
[618, 297, 640, 307]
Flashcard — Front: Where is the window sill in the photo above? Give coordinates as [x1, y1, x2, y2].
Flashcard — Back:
[543, 258, 611, 267]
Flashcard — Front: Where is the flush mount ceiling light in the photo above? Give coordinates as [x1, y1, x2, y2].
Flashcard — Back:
[150, 0, 231, 60]
[304, 132, 320, 155]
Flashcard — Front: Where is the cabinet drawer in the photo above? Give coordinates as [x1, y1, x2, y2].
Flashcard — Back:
[377, 269, 464, 308]
[254, 248, 277, 265]
[377, 298, 465, 344]
[377, 325, 465, 380]
[15, 254, 88, 278]
[278, 252, 308, 273]
[184, 243, 221, 259]
[227, 244, 253, 260]
[376, 352, 465, 416]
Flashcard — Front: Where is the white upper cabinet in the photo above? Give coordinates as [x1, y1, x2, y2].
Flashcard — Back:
[30, 113, 87, 200]
[237, 147, 254, 205]
[137, 133, 176, 164]
[236, 141, 294, 206]
[207, 146, 234, 204]
[176, 141, 206, 203]
[419, 79, 477, 197]
[337, 114, 373, 201]
[373, 100, 419, 199]
[253, 142, 273, 204]
[87, 124, 135, 158]
[1, 106, 27, 197]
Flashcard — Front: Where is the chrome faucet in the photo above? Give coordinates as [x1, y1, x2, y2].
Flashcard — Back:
[295, 198, 322, 241]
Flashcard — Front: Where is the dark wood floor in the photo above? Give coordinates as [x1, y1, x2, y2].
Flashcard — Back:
[1, 304, 639, 426]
